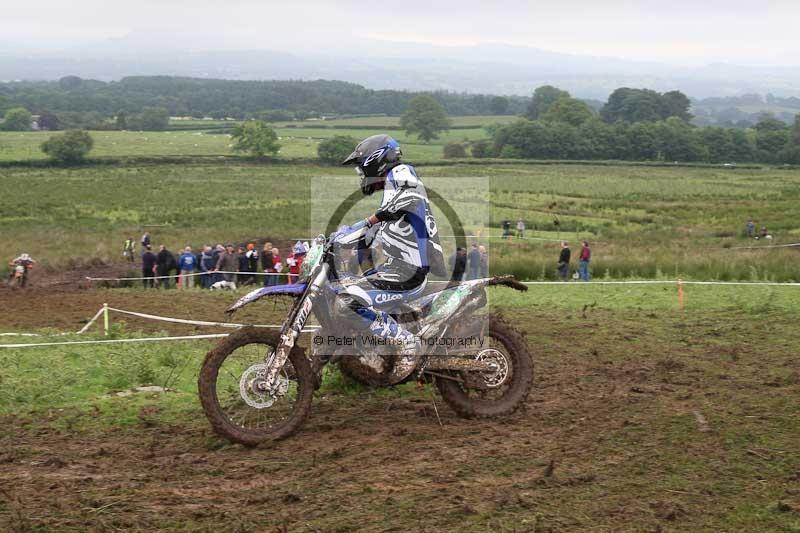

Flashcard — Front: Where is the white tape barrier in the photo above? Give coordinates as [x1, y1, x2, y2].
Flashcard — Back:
[76, 307, 105, 334]
[0, 304, 319, 348]
[105, 307, 318, 332]
[427, 279, 800, 286]
[0, 334, 229, 349]
[86, 270, 290, 282]
[518, 280, 800, 286]
[439, 234, 567, 242]
[729, 242, 800, 250]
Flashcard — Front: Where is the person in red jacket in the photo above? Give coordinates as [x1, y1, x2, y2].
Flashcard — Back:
[286, 241, 307, 284]
[578, 240, 591, 281]
[271, 247, 283, 285]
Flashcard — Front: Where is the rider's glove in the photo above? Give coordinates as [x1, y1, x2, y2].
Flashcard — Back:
[332, 218, 371, 246]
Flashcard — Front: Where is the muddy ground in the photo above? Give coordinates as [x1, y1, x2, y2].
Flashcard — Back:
[1, 281, 799, 531]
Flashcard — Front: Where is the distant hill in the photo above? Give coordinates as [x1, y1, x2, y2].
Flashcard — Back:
[2, 38, 800, 99]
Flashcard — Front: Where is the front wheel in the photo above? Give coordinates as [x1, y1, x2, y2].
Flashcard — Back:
[198, 327, 315, 446]
[435, 315, 533, 419]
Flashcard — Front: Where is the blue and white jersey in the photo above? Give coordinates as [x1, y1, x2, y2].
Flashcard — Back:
[374, 164, 444, 274]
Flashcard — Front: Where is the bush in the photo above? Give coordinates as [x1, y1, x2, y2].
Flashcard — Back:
[442, 142, 467, 158]
[471, 140, 494, 158]
[1, 107, 33, 131]
[231, 121, 280, 157]
[317, 135, 357, 164]
[40, 130, 94, 163]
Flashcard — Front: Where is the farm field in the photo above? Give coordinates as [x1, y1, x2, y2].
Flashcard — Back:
[0, 159, 798, 281]
[1, 286, 798, 530]
[0, 115, 505, 163]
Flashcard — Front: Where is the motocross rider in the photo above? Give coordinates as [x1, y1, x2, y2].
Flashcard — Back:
[8, 253, 36, 286]
[333, 134, 445, 383]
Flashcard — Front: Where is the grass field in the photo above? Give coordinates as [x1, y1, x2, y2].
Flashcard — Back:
[1, 158, 798, 281]
[0, 115, 514, 163]
[0, 124, 493, 163]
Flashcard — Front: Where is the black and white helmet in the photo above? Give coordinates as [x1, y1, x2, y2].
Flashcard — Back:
[341, 134, 402, 195]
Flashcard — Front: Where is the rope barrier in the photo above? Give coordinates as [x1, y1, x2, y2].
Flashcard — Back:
[427, 279, 800, 286]
[86, 270, 290, 282]
[105, 306, 318, 331]
[516, 280, 800, 286]
[0, 334, 229, 349]
[728, 242, 800, 250]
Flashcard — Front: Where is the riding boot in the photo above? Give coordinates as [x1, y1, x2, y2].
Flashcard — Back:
[387, 333, 421, 384]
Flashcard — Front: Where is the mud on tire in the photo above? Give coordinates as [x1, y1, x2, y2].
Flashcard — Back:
[198, 327, 315, 446]
[435, 314, 533, 419]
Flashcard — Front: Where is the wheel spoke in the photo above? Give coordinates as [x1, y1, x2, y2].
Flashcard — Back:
[207, 335, 307, 439]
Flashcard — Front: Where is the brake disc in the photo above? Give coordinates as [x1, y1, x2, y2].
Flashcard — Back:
[239, 363, 289, 409]
[475, 348, 510, 388]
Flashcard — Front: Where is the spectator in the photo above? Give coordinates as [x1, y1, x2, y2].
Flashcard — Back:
[211, 244, 224, 284]
[578, 240, 591, 282]
[156, 245, 176, 288]
[557, 241, 571, 281]
[746, 220, 756, 238]
[178, 246, 197, 289]
[200, 245, 215, 288]
[245, 243, 259, 285]
[516, 219, 525, 239]
[286, 241, 307, 284]
[236, 246, 249, 285]
[501, 220, 511, 239]
[479, 245, 489, 278]
[141, 245, 157, 288]
[468, 243, 481, 280]
[123, 237, 135, 263]
[140, 231, 151, 256]
[759, 226, 769, 239]
[215, 244, 239, 282]
[271, 247, 283, 284]
[449, 247, 467, 281]
[194, 246, 203, 281]
[260, 242, 274, 287]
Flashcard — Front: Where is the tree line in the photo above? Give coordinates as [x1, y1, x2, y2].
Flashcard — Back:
[0, 76, 526, 122]
[475, 86, 800, 164]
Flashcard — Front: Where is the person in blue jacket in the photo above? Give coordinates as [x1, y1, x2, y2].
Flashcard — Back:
[178, 246, 197, 289]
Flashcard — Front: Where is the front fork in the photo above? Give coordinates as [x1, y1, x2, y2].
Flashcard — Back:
[262, 264, 329, 388]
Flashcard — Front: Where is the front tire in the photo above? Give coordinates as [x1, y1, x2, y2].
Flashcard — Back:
[198, 327, 315, 445]
[435, 315, 532, 418]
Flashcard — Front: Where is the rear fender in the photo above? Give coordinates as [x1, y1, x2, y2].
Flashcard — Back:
[424, 275, 527, 322]
[225, 283, 307, 314]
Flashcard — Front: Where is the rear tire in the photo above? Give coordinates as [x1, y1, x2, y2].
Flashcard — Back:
[198, 327, 315, 445]
[435, 315, 532, 418]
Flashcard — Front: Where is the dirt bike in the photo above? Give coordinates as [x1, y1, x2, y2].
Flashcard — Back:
[7, 263, 28, 289]
[198, 236, 533, 445]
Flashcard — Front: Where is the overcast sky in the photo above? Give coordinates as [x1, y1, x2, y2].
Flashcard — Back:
[3, 0, 800, 65]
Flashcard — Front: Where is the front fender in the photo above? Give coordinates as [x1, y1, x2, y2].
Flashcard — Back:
[225, 283, 307, 314]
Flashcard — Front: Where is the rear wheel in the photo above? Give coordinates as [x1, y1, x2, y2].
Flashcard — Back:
[198, 327, 315, 445]
[435, 315, 532, 418]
